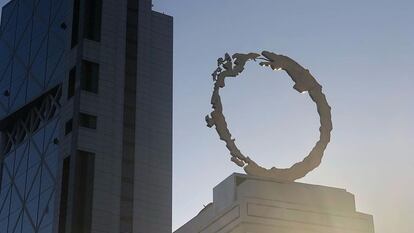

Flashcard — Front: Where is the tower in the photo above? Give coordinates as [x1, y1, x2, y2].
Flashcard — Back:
[0, 0, 173, 232]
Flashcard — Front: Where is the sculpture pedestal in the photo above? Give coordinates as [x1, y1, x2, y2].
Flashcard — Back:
[175, 173, 374, 233]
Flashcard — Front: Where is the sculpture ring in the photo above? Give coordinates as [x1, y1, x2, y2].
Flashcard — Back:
[206, 51, 332, 181]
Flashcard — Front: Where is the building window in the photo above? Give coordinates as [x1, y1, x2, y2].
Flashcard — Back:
[68, 67, 76, 99]
[71, 0, 80, 47]
[0, 160, 3, 189]
[72, 150, 95, 233]
[58, 156, 70, 233]
[81, 60, 99, 93]
[84, 0, 102, 41]
[65, 119, 73, 135]
[79, 113, 97, 129]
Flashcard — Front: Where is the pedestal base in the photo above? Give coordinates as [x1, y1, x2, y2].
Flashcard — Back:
[175, 173, 374, 233]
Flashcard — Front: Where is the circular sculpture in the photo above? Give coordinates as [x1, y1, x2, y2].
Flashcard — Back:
[205, 51, 332, 181]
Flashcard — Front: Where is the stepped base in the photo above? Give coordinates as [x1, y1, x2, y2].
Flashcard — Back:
[175, 173, 374, 233]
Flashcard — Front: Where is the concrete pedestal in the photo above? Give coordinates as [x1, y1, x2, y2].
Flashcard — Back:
[175, 173, 374, 233]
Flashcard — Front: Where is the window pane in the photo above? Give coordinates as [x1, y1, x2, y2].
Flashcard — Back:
[68, 67, 76, 99]
[65, 119, 73, 135]
[81, 60, 99, 93]
[58, 156, 70, 233]
[72, 150, 95, 233]
[84, 0, 102, 41]
[71, 0, 80, 47]
[79, 113, 97, 129]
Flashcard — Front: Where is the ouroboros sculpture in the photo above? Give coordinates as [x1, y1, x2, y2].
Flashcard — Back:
[205, 51, 332, 181]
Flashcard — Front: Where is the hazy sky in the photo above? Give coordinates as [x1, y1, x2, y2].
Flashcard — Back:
[152, 1, 414, 233]
[1, 0, 413, 233]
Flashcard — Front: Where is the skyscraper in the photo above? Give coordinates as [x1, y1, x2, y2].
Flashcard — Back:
[0, 0, 173, 232]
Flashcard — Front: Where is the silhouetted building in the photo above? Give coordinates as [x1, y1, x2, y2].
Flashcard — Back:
[0, 0, 172, 232]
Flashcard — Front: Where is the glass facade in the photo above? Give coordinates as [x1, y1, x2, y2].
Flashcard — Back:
[0, 0, 69, 232]
[0, 0, 70, 119]
[0, 88, 62, 233]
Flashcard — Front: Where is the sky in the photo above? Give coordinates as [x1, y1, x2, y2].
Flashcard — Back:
[1, 0, 413, 233]
[152, 1, 414, 233]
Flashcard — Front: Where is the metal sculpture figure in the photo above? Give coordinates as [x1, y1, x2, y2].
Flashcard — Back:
[206, 51, 332, 181]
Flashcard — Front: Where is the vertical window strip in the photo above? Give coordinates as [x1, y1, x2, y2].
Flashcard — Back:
[84, 0, 102, 41]
[72, 150, 95, 233]
[71, 0, 80, 47]
[58, 156, 70, 233]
